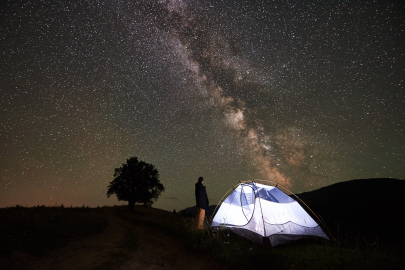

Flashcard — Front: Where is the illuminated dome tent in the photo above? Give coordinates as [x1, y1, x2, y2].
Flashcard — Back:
[210, 180, 330, 247]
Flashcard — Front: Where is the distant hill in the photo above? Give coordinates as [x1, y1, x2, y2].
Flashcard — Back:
[294, 178, 405, 247]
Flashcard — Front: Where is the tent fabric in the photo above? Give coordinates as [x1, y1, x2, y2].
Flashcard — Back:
[211, 182, 329, 246]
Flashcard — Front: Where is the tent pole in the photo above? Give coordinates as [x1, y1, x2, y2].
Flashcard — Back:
[239, 183, 252, 223]
[210, 179, 333, 243]
[210, 182, 241, 221]
[246, 179, 334, 241]
[252, 181, 269, 248]
[290, 194, 335, 241]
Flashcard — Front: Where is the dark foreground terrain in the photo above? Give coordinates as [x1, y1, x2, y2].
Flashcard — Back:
[1, 178, 404, 269]
[0, 206, 225, 270]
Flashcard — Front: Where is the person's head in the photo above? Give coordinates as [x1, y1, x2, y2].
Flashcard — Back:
[198, 177, 204, 184]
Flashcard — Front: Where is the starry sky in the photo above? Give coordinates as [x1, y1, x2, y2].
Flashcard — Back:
[1, 0, 404, 211]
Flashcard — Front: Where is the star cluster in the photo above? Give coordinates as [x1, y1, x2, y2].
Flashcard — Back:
[1, 0, 404, 210]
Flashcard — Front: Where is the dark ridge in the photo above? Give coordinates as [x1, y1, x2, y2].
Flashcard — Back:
[294, 178, 405, 249]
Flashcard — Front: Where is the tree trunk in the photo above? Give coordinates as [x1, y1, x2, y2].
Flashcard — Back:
[128, 200, 135, 210]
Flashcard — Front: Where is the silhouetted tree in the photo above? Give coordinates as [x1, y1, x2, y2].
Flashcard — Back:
[107, 157, 165, 210]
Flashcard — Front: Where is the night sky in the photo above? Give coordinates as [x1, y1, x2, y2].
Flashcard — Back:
[1, 0, 404, 211]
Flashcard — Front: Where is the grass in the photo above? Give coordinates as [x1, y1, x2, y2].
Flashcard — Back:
[119, 206, 405, 270]
[0, 205, 108, 256]
[1, 205, 403, 269]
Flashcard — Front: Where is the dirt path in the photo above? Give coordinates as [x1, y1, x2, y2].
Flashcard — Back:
[5, 209, 131, 270]
[118, 220, 225, 270]
[5, 209, 226, 270]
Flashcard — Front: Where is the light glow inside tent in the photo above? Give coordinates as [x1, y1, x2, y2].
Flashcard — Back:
[211, 181, 329, 246]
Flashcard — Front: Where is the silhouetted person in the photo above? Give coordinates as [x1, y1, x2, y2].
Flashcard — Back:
[195, 176, 209, 229]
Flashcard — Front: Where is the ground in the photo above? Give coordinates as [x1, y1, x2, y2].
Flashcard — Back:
[3, 208, 226, 270]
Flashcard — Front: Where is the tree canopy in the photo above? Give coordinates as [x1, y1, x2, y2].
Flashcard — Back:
[107, 157, 164, 209]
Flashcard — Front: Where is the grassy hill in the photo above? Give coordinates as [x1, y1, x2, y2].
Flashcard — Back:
[118, 204, 405, 269]
[294, 178, 405, 250]
[0, 205, 108, 257]
[1, 178, 404, 269]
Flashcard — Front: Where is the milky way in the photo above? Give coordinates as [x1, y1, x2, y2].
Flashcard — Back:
[1, 0, 404, 211]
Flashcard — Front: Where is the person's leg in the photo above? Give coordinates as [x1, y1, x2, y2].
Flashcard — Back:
[195, 208, 205, 229]
[195, 208, 201, 229]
